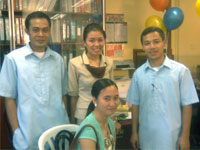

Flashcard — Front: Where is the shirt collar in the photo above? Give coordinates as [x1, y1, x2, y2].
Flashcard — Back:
[82, 51, 89, 64]
[24, 43, 34, 56]
[144, 55, 171, 71]
[82, 51, 106, 66]
[24, 43, 54, 59]
[162, 56, 172, 69]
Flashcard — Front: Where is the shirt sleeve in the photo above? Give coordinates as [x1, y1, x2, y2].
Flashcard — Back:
[109, 62, 114, 80]
[180, 68, 199, 106]
[67, 59, 79, 96]
[61, 58, 68, 96]
[106, 56, 114, 80]
[0, 55, 17, 99]
[126, 72, 140, 105]
[78, 126, 97, 142]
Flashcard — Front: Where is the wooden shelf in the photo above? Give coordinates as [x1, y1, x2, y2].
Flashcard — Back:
[133, 49, 147, 68]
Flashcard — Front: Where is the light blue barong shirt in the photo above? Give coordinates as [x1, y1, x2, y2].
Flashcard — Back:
[126, 56, 199, 150]
[0, 44, 69, 150]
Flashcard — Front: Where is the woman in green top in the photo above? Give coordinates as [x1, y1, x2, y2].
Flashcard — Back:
[75, 78, 120, 150]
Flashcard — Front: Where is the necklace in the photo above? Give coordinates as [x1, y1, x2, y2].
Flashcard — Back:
[104, 132, 115, 150]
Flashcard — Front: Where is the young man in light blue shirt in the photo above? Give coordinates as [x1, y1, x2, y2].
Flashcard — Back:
[126, 27, 199, 150]
[0, 11, 69, 150]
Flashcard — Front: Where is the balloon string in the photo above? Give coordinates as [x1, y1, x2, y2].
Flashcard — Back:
[166, 30, 169, 56]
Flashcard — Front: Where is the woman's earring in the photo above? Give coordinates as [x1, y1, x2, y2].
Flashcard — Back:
[94, 103, 97, 107]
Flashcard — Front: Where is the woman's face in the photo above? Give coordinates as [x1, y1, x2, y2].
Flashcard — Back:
[94, 85, 119, 117]
[85, 31, 105, 56]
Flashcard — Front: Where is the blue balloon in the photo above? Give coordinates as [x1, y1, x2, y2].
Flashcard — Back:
[163, 7, 184, 30]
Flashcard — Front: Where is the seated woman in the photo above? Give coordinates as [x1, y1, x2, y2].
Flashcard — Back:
[72, 78, 120, 150]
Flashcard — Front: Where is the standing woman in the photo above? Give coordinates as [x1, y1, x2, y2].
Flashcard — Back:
[71, 78, 120, 150]
[68, 23, 113, 124]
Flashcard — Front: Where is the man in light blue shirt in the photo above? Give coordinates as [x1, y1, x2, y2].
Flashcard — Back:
[126, 27, 199, 150]
[0, 11, 69, 149]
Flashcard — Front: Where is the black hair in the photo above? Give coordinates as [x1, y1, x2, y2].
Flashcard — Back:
[86, 101, 95, 117]
[83, 22, 106, 42]
[140, 27, 165, 44]
[25, 11, 51, 30]
[86, 78, 118, 117]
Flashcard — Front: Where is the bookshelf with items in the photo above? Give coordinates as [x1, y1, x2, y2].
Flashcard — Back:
[0, 0, 10, 69]
[0, 0, 105, 69]
[105, 14, 131, 78]
[0, 0, 105, 149]
[105, 13, 128, 60]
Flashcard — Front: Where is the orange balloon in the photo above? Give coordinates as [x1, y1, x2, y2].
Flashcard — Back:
[145, 15, 166, 34]
[150, 0, 169, 11]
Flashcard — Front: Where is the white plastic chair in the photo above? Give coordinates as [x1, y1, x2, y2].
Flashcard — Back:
[38, 124, 79, 150]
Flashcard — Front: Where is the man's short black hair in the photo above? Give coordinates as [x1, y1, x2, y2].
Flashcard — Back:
[140, 27, 165, 44]
[25, 11, 51, 30]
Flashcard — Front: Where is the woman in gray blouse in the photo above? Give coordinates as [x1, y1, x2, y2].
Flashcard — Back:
[67, 23, 113, 124]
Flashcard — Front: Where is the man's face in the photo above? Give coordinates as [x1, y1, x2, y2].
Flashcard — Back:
[142, 31, 166, 62]
[26, 18, 50, 51]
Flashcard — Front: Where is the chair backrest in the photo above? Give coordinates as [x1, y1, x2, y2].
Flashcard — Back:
[38, 124, 79, 150]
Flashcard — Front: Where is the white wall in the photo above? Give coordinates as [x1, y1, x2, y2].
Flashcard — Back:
[106, 0, 165, 61]
[172, 0, 200, 74]
[106, 0, 200, 75]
